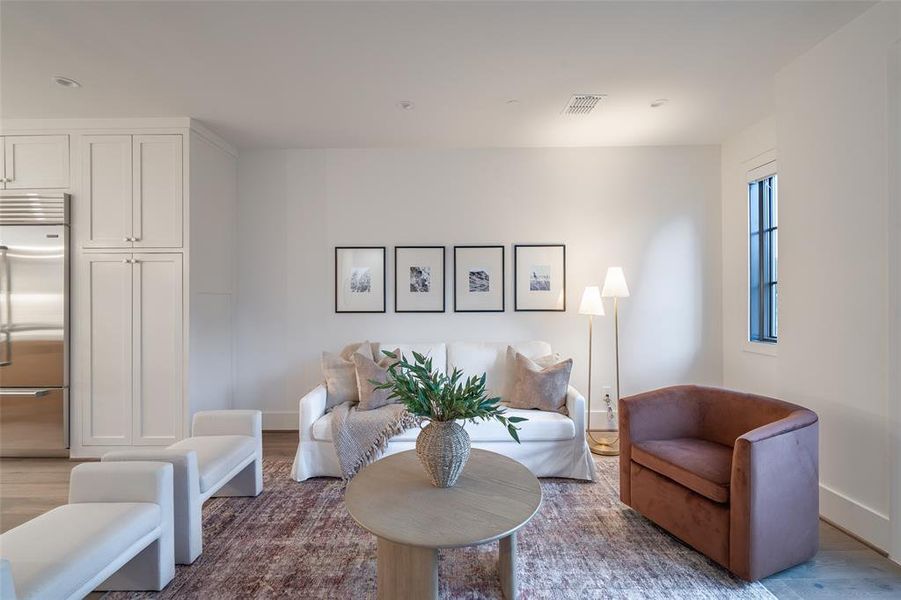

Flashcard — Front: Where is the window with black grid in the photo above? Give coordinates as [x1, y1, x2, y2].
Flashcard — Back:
[749, 174, 777, 343]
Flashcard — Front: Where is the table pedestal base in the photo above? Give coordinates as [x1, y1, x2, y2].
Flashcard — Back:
[377, 539, 438, 600]
[376, 533, 518, 600]
[499, 533, 517, 598]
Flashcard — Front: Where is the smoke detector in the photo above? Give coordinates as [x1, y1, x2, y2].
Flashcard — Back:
[562, 94, 606, 115]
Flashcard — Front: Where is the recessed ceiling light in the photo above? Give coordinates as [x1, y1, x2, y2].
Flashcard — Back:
[52, 75, 81, 89]
[650, 98, 669, 108]
[397, 100, 414, 111]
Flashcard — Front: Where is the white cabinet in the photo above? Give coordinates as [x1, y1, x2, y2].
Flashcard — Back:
[132, 253, 183, 445]
[80, 134, 182, 248]
[2, 135, 70, 189]
[81, 255, 133, 446]
[134, 135, 183, 248]
[82, 136, 133, 248]
[81, 253, 183, 446]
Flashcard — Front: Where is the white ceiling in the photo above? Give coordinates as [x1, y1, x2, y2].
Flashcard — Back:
[1, 1, 872, 149]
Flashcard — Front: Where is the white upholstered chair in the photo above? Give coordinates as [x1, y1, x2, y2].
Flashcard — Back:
[103, 409, 263, 564]
[0, 461, 175, 600]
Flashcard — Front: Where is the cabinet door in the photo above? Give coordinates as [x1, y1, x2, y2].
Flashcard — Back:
[0, 140, 5, 187]
[132, 253, 183, 445]
[81, 136, 133, 248]
[4, 135, 69, 189]
[133, 135, 183, 248]
[81, 254, 133, 446]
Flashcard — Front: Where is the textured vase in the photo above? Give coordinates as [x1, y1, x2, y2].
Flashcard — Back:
[415, 420, 471, 488]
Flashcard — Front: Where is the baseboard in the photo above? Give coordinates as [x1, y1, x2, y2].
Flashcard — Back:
[819, 483, 891, 552]
[588, 409, 617, 430]
[262, 411, 299, 430]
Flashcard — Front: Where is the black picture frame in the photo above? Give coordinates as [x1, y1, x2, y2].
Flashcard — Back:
[513, 244, 566, 312]
[335, 246, 387, 313]
[394, 246, 446, 313]
[453, 245, 505, 313]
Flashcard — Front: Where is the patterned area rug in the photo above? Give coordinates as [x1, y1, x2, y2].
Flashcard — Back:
[107, 456, 774, 599]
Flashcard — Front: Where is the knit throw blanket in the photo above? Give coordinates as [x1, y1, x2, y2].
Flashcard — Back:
[330, 401, 418, 480]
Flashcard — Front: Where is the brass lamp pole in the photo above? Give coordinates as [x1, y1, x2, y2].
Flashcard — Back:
[596, 267, 630, 456]
[578, 286, 608, 455]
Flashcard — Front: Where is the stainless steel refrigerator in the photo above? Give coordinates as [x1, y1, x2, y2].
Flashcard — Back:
[0, 193, 69, 456]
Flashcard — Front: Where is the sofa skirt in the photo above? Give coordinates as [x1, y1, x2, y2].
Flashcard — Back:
[292, 437, 596, 482]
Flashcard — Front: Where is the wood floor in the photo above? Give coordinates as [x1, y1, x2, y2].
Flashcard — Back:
[1, 431, 899, 599]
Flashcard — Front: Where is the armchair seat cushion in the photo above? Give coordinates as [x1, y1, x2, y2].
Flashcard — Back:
[170, 435, 256, 494]
[0, 503, 160, 600]
[631, 438, 732, 503]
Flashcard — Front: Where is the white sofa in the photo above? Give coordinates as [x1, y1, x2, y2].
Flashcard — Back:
[102, 409, 263, 565]
[0, 461, 174, 600]
[292, 341, 596, 482]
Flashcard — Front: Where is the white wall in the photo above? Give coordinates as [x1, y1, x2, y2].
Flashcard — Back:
[889, 30, 901, 563]
[236, 147, 723, 429]
[722, 2, 901, 552]
[720, 117, 779, 397]
[188, 131, 238, 414]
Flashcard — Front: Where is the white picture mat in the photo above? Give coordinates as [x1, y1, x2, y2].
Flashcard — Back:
[396, 247, 445, 312]
[336, 247, 385, 312]
[455, 246, 504, 311]
[515, 245, 565, 310]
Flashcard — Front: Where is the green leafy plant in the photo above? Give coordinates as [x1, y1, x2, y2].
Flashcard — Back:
[372, 351, 527, 442]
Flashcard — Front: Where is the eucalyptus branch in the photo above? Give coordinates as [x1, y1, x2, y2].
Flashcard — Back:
[372, 351, 526, 443]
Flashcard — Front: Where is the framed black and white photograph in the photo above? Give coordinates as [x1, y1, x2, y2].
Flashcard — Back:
[395, 246, 446, 313]
[335, 246, 386, 313]
[453, 245, 505, 312]
[514, 244, 566, 311]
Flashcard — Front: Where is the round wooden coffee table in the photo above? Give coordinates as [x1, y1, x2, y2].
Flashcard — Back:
[345, 449, 542, 600]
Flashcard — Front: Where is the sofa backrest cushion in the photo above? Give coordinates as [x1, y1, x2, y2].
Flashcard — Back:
[446, 341, 552, 399]
[375, 342, 447, 374]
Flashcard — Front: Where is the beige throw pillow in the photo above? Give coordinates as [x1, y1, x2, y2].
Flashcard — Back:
[503, 346, 561, 400]
[353, 348, 402, 411]
[507, 349, 572, 414]
[321, 341, 375, 411]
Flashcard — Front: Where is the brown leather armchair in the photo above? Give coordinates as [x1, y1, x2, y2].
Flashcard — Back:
[619, 385, 819, 580]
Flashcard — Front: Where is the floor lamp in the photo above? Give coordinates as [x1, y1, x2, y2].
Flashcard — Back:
[597, 266, 630, 456]
[578, 286, 609, 456]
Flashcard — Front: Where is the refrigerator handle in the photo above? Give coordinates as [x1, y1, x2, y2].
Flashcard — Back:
[0, 389, 50, 396]
[0, 245, 10, 367]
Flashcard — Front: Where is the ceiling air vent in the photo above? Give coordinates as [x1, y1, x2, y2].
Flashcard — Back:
[562, 94, 606, 115]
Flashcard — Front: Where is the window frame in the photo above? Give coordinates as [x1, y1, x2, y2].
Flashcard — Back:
[747, 159, 778, 346]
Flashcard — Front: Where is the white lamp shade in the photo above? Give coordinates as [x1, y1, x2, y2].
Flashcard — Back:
[601, 267, 630, 298]
[578, 286, 605, 316]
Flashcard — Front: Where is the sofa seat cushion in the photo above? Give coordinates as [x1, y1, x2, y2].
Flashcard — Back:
[170, 435, 256, 493]
[312, 406, 575, 443]
[0, 502, 160, 600]
[631, 438, 733, 503]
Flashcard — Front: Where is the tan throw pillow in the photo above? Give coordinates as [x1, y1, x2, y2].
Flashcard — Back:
[507, 349, 572, 414]
[503, 346, 561, 400]
[321, 341, 374, 411]
[354, 348, 401, 411]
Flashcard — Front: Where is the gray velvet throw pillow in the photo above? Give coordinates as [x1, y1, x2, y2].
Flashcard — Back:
[353, 348, 401, 411]
[506, 349, 572, 414]
[321, 341, 374, 411]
